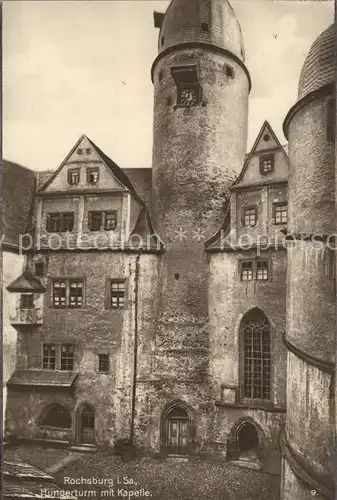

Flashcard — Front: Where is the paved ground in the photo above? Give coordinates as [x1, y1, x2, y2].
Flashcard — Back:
[4, 445, 280, 500]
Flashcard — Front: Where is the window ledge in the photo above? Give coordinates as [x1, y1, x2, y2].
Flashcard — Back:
[215, 400, 286, 413]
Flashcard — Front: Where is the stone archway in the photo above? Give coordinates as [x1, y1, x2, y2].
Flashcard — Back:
[228, 418, 263, 467]
[75, 403, 95, 444]
[160, 400, 195, 456]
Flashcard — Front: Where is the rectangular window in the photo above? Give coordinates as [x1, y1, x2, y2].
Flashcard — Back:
[68, 169, 80, 185]
[256, 260, 269, 281]
[69, 281, 83, 308]
[34, 262, 44, 277]
[52, 279, 84, 308]
[273, 203, 287, 225]
[62, 213, 75, 232]
[243, 207, 257, 227]
[60, 344, 74, 371]
[47, 213, 74, 232]
[47, 213, 61, 232]
[98, 354, 110, 374]
[88, 211, 118, 231]
[239, 259, 271, 281]
[241, 261, 253, 281]
[52, 281, 67, 307]
[111, 281, 125, 309]
[259, 154, 274, 175]
[20, 293, 34, 309]
[171, 65, 201, 108]
[88, 212, 103, 231]
[42, 343, 74, 371]
[87, 168, 100, 184]
[105, 212, 117, 231]
[42, 344, 56, 370]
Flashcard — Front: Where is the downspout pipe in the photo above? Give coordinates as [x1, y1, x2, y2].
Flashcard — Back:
[130, 251, 141, 443]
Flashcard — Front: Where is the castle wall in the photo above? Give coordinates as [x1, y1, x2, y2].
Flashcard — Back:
[6, 250, 160, 447]
[209, 249, 287, 405]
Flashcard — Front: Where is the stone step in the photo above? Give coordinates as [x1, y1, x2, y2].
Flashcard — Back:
[167, 454, 189, 462]
[69, 444, 98, 453]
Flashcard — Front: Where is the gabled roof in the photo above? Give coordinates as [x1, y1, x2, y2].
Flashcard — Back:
[232, 121, 288, 187]
[127, 206, 164, 252]
[38, 135, 143, 203]
[7, 271, 46, 293]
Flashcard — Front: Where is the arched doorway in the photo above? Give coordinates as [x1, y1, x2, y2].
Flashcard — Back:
[77, 404, 95, 444]
[161, 403, 194, 455]
[237, 421, 259, 461]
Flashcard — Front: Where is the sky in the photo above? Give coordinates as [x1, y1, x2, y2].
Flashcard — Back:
[3, 0, 334, 172]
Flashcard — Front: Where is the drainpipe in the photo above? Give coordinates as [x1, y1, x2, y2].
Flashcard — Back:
[130, 251, 141, 443]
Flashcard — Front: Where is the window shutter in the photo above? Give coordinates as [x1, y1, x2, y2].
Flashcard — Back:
[241, 209, 245, 226]
[88, 212, 93, 231]
[104, 279, 111, 310]
[46, 214, 51, 232]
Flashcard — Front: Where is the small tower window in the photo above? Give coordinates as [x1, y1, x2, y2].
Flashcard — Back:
[161, 36, 165, 46]
[34, 262, 44, 277]
[259, 154, 274, 175]
[263, 134, 270, 142]
[201, 23, 209, 32]
[171, 65, 202, 108]
[159, 70, 164, 82]
[77, 148, 83, 155]
[225, 65, 234, 78]
[166, 96, 172, 106]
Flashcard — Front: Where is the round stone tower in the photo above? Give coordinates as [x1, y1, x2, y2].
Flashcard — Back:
[282, 24, 335, 499]
[151, 0, 250, 323]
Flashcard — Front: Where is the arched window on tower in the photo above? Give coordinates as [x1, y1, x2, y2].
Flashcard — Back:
[40, 404, 71, 428]
[326, 98, 335, 143]
[240, 308, 271, 401]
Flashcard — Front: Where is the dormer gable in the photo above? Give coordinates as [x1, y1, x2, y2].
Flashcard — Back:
[38, 135, 137, 195]
[232, 121, 289, 188]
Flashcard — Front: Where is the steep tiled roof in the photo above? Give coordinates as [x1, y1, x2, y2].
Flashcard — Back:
[86, 137, 140, 198]
[7, 271, 46, 293]
[127, 206, 164, 252]
[156, 0, 245, 62]
[298, 23, 335, 100]
[7, 370, 78, 388]
[123, 168, 152, 207]
[2, 161, 36, 250]
[3, 462, 77, 499]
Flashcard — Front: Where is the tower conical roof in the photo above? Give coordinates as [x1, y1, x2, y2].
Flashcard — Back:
[157, 0, 245, 61]
[298, 23, 335, 100]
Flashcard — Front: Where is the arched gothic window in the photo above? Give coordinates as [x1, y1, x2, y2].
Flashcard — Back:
[241, 308, 271, 400]
[40, 404, 71, 428]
